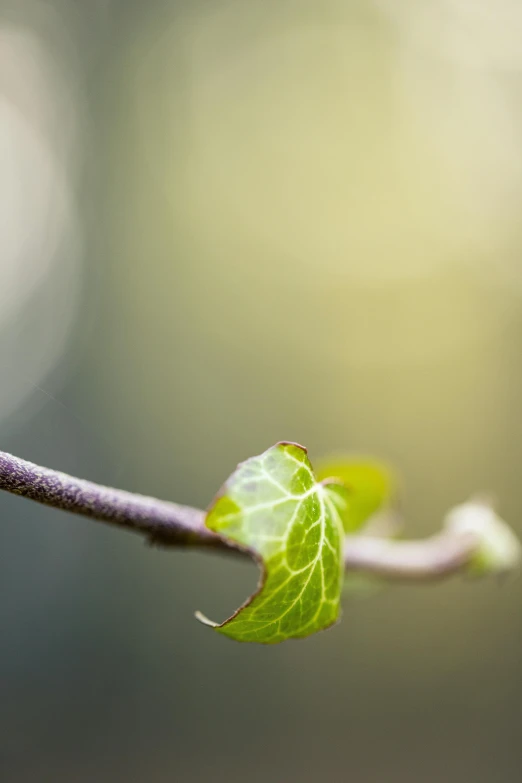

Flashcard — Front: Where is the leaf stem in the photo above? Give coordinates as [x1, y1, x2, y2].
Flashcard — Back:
[0, 449, 483, 580]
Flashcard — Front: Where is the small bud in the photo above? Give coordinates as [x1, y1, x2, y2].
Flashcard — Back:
[444, 499, 521, 575]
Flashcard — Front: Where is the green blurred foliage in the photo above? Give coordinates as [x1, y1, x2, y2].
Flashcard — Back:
[316, 456, 397, 532]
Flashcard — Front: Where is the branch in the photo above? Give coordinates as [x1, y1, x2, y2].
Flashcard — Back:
[0, 449, 502, 581]
[0, 449, 220, 551]
[342, 531, 478, 581]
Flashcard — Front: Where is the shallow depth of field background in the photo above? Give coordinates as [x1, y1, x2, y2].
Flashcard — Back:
[2, 1, 522, 781]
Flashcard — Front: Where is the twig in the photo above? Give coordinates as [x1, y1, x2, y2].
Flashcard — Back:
[0, 449, 481, 580]
[342, 531, 478, 581]
[0, 449, 217, 549]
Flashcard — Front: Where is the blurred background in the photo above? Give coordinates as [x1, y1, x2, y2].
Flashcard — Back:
[2, 0, 522, 780]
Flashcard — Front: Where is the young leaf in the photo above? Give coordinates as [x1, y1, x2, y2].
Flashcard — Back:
[315, 456, 396, 533]
[196, 442, 348, 643]
[444, 498, 522, 575]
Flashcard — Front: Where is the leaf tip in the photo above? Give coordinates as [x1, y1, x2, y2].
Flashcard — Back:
[275, 440, 308, 454]
[194, 610, 219, 628]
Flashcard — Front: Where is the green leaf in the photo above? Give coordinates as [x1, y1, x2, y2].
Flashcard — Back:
[315, 456, 396, 533]
[197, 442, 347, 643]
